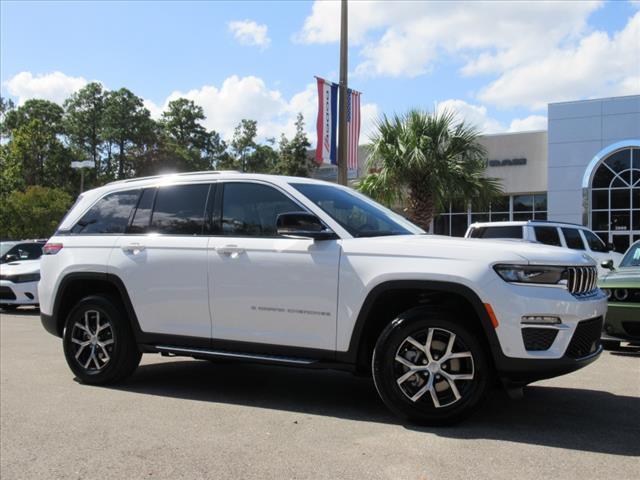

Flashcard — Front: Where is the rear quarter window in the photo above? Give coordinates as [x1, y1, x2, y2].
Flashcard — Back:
[71, 190, 141, 234]
[469, 226, 523, 239]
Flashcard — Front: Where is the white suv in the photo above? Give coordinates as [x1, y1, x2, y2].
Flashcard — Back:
[39, 172, 606, 424]
[465, 221, 623, 277]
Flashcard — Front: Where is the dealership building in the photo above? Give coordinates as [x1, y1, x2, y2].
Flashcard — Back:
[316, 94, 640, 253]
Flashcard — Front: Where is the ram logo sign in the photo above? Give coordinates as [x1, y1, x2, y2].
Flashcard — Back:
[487, 158, 527, 167]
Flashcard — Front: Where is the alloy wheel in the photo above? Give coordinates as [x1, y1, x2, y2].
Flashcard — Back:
[70, 310, 115, 372]
[394, 327, 475, 408]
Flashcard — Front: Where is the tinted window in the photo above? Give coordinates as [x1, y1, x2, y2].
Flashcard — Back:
[469, 226, 523, 239]
[72, 190, 140, 234]
[150, 184, 209, 235]
[129, 188, 156, 233]
[561, 228, 585, 250]
[291, 183, 416, 237]
[221, 183, 300, 236]
[534, 226, 561, 246]
[583, 229, 609, 253]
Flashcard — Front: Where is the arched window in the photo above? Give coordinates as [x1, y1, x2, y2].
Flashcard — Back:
[589, 147, 640, 253]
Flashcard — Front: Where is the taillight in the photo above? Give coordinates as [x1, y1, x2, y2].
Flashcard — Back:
[43, 243, 63, 255]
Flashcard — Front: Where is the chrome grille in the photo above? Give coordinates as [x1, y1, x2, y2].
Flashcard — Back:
[566, 266, 598, 296]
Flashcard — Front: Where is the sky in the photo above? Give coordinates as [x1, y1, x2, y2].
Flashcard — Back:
[1, 0, 639, 146]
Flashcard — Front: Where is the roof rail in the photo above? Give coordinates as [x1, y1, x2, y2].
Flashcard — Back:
[107, 170, 242, 185]
[526, 219, 584, 227]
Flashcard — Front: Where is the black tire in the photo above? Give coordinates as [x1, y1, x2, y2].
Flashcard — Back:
[1, 304, 19, 311]
[372, 308, 490, 425]
[63, 295, 141, 385]
[601, 339, 621, 351]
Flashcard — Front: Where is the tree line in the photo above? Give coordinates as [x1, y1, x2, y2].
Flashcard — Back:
[0, 83, 315, 239]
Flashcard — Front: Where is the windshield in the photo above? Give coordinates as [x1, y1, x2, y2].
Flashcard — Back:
[290, 183, 423, 238]
[620, 242, 640, 268]
[0, 242, 18, 257]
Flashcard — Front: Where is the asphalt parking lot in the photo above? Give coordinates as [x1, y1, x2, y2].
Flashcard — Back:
[1, 310, 638, 480]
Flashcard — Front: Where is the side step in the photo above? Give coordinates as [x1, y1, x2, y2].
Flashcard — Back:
[154, 345, 317, 366]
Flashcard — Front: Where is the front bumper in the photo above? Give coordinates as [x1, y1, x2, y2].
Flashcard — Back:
[603, 303, 640, 342]
[0, 280, 39, 305]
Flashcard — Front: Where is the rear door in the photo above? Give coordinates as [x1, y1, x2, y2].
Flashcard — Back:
[109, 183, 213, 340]
[207, 181, 341, 350]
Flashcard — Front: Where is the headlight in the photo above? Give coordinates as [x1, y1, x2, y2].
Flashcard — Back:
[601, 288, 612, 299]
[12, 273, 40, 283]
[493, 265, 567, 286]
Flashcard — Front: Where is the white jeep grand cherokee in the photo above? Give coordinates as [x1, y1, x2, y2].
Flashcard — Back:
[39, 172, 606, 424]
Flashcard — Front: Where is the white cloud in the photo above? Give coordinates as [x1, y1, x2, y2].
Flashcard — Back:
[434, 99, 548, 134]
[508, 115, 547, 132]
[436, 99, 504, 134]
[3, 71, 88, 105]
[228, 20, 271, 49]
[480, 13, 640, 109]
[141, 76, 378, 146]
[298, 1, 602, 79]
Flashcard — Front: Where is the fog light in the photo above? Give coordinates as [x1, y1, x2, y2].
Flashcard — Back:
[521, 316, 561, 325]
[614, 289, 628, 301]
[24, 292, 34, 300]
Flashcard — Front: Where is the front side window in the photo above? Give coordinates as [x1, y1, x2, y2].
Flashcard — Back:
[221, 182, 301, 236]
[561, 228, 585, 250]
[534, 226, 561, 247]
[71, 190, 141, 234]
[150, 184, 210, 235]
[291, 183, 420, 237]
[583, 229, 609, 253]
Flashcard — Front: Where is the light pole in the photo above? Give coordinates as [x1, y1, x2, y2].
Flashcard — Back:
[337, 0, 348, 186]
[70, 160, 94, 193]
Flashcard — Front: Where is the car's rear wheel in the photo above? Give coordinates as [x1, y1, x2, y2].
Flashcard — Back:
[372, 308, 490, 425]
[63, 295, 141, 384]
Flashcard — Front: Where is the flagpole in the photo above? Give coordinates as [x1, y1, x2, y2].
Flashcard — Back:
[337, 0, 348, 186]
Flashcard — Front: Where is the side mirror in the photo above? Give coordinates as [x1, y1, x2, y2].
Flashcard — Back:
[4, 254, 17, 262]
[276, 212, 336, 240]
[600, 259, 615, 271]
[606, 242, 615, 252]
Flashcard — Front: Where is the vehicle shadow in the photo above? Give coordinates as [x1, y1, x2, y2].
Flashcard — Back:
[0, 307, 39, 317]
[111, 359, 640, 457]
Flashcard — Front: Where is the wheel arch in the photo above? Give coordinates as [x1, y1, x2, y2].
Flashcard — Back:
[49, 272, 140, 339]
[338, 280, 503, 371]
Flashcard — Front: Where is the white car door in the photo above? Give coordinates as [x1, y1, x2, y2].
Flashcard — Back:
[207, 181, 341, 350]
[109, 183, 212, 340]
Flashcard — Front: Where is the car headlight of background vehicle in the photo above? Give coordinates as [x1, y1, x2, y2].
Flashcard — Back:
[2, 273, 41, 283]
[493, 265, 567, 286]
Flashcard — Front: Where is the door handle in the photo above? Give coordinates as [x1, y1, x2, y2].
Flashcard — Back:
[122, 243, 145, 255]
[216, 245, 245, 256]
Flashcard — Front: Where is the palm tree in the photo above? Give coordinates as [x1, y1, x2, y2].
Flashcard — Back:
[357, 109, 502, 230]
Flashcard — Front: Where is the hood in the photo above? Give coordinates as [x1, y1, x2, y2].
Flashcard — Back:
[340, 234, 595, 266]
[0, 259, 41, 276]
[599, 267, 640, 287]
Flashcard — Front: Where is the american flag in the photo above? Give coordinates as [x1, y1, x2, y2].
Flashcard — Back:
[346, 89, 361, 171]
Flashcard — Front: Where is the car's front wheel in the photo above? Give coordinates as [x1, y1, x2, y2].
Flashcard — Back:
[372, 308, 490, 425]
[63, 295, 141, 384]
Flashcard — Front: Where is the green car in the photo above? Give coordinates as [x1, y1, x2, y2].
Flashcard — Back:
[599, 240, 640, 349]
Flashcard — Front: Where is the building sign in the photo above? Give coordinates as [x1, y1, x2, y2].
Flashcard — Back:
[487, 158, 527, 167]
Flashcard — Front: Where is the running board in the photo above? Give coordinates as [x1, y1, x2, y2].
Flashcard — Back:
[154, 345, 317, 366]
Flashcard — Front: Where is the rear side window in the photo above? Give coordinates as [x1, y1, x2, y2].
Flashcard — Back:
[561, 228, 585, 250]
[221, 182, 301, 236]
[71, 190, 140, 234]
[149, 184, 210, 235]
[583, 230, 608, 253]
[534, 226, 561, 246]
[468, 226, 523, 239]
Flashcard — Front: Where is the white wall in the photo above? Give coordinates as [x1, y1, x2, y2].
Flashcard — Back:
[547, 95, 640, 225]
